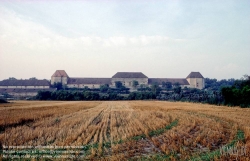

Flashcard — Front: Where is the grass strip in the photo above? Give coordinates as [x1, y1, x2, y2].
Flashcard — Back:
[189, 129, 245, 161]
[148, 119, 178, 137]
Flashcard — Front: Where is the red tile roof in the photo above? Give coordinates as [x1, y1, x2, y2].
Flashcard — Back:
[112, 72, 148, 78]
[186, 72, 204, 78]
[52, 70, 69, 77]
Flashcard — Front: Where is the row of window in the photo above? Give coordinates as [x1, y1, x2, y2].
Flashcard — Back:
[72, 85, 95, 87]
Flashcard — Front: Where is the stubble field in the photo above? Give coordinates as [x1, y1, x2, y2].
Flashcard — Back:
[0, 101, 250, 160]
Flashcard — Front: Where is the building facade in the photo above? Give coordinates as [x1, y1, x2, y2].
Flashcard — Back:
[0, 70, 205, 98]
[51, 70, 205, 90]
[0, 79, 56, 97]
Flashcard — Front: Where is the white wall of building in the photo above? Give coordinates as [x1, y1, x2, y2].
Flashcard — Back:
[67, 84, 101, 89]
[51, 77, 68, 85]
[111, 78, 148, 88]
[186, 78, 204, 89]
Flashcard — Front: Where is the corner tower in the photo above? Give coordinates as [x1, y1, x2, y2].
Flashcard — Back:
[51, 70, 69, 86]
[186, 72, 205, 89]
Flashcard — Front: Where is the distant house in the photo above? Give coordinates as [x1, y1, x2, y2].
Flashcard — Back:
[51, 70, 205, 90]
[0, 79, 56, 97]
[186, 72, 205, 89]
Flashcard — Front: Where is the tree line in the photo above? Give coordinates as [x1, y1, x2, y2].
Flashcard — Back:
[36, 90, 156, 101]
[221, 77, 250, 108]
[159, 76, 250, 107]
[36, 76, 250, 108]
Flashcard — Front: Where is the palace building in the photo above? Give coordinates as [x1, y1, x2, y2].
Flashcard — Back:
[0, 70, 205, 98]
[51, 70, 205, 89]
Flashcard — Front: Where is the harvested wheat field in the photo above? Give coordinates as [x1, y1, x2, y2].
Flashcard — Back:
[0, 101, 250, 160]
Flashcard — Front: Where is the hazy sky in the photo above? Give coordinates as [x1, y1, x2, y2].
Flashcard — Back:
[0, 0, 249, 80]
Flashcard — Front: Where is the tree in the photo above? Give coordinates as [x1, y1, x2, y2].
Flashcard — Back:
[241, 74, 249, 80]
[84, 91, 95, 100]
[29, 77, 37, 80]
[132, 80, 139, 89]
[139, 84, 144, 89]
[221, 77, 250, 107]
[8, 77, 17, 80]
[173, 82, 180, 87]
[173, 86, 181, 94]
[151, 83, 160, 95]
[36, 91, 52, 100]
[115, 81, 123, 88]
[162, 82, 166, 88]
[165, 82, 172, 90]
[100, 84, 109, 92]
[109, 93, 118, 100]
[52, 82, 62, 90]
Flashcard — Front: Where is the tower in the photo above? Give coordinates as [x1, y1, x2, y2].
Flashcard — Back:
[186, 72, 205, 89]
[51, 70, 69, 86]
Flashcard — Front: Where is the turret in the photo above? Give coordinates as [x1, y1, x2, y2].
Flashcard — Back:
[186, 72, 205, 89]
[51, 70, 69, 86]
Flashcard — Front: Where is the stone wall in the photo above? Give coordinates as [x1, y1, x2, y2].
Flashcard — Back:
[186, 78, 204, 89]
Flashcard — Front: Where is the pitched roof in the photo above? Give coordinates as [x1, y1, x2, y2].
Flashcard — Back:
[148, 78, 190, 85]
[112, 72, 148, 78]
[186, 72, 204, 78]
[0, 80, 50, 86]
[0, 88, 56, 93]
[52, 70, 69, 77]
[68, 78, 111, 85]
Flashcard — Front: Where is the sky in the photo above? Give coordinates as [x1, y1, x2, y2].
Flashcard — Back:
[0, 0, 249, 80]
